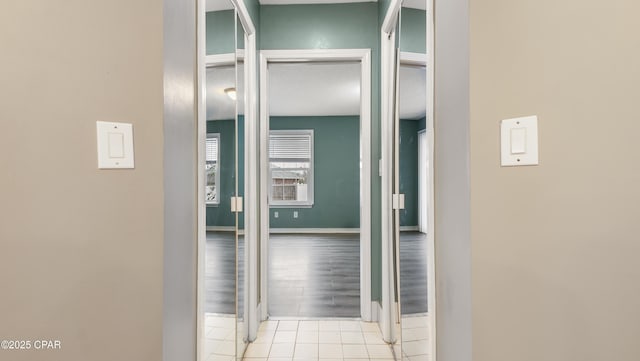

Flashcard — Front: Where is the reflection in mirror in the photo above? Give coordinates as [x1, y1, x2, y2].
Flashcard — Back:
[396, 1, 430, 360]
[235, 11, 249, 361]
[398, 64, 428, 361]
[202, 1, 237, 361]
[204, 65, 237, 360]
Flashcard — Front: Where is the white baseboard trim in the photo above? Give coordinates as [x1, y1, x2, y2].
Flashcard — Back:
[206, 226, 234, 232]
[400, 226, 419, 232]
[206, 226, 245, 235]
[375, 301, 383, 332]
[269, 228, 360, 234]
[370, 301, 380, 322]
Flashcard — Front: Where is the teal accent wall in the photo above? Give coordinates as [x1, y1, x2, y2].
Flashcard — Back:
[400, 8, 427, 54]
[206, 10, 235, 55]
[260, 3, 383, 302]
[270, 116, 360, 229]
[242, 0, 260, 31]
[260, 4, 377, 50]
[378, 0, 392, 26]
[399, 118, 426, 227]
[206, 117, 245, 229]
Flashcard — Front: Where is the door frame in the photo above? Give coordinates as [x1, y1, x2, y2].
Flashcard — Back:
[380, 0, 401, 342]
[258, 48, 373, 321]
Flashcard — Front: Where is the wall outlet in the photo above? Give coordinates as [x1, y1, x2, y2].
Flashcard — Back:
[274, 211, 279, 218]
[293, 211, 298, 218]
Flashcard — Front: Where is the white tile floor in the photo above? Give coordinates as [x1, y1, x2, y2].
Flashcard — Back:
[399, 315, 431, 361]
[203, 313, 237, 361]
[203, 316, 432, 361]
[244, 319, 395, 361]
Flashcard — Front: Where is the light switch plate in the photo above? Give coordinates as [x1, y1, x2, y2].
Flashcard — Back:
[97, 121, 134, 169]
[501, 115, 538, 166]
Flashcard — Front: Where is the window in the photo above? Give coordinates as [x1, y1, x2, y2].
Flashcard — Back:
[269, 130, 314, 207]
[206, 133, 220, 205]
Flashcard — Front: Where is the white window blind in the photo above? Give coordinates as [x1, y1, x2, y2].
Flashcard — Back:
[206, 136, 219, 162]
[206, 133, 220, 205]
[269, 134, 311, 160]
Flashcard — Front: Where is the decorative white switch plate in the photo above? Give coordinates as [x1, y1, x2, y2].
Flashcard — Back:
[97, 121, 134, 169]
[501, 115, 538, 166]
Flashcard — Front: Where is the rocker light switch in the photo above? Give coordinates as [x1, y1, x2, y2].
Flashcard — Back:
[108, 133, 125, 158]
[510, 128, 526, 154]
[501, 116, 538, 166]
[97, 121, 134, 169]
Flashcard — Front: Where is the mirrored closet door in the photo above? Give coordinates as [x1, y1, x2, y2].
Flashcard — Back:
[392, 1, 431, 360]
[200, 1, 248, 360]
[235, 11, 249, 361]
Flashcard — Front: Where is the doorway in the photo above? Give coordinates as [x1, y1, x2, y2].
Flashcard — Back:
[258, 49, 373, 322]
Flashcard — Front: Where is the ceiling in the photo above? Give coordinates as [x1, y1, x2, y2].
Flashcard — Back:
[269, 62, 361, 117]
[206, 0, 426, 11]
[398, 65, 427, 119]
[207, 62, 426, 120]
[206, 65, 244, 121]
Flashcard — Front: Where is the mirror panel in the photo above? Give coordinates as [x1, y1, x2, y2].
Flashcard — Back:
[202, 1, 237, 361]
[235, 10, 249, 360]
[395, 2, 431, 361]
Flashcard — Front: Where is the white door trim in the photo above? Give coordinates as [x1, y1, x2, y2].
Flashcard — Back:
[196, 4, 206, 361]
[259, 48, 373, 321]
[425, 0, 437, 357]
[380, 0, 402, 343]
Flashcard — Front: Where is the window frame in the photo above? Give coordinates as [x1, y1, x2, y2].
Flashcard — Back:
[205, 132, 221, 206]
[268, 129, 314, 208]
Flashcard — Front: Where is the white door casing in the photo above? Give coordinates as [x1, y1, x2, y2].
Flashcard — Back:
[259, 48, 373, 322]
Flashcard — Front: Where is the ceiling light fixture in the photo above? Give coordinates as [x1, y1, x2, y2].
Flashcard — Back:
[224, 87, 237, 101]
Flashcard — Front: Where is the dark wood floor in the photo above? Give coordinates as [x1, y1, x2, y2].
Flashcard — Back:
[204, 231, 428, 317]
[268, 233, 361, 318]
[400, 231, 428, 315]
[204, 232, 242, 314]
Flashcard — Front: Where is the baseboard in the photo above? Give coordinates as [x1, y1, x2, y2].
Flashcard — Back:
[400, 226, 419, 232]
[371, 301, 380, 322]
[206, 226, 245, 235]
[248, 303, 261, 342]
[206, 226, 234, 232]
[269, 228, 360, 234]
[375, 301, 383, 333]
